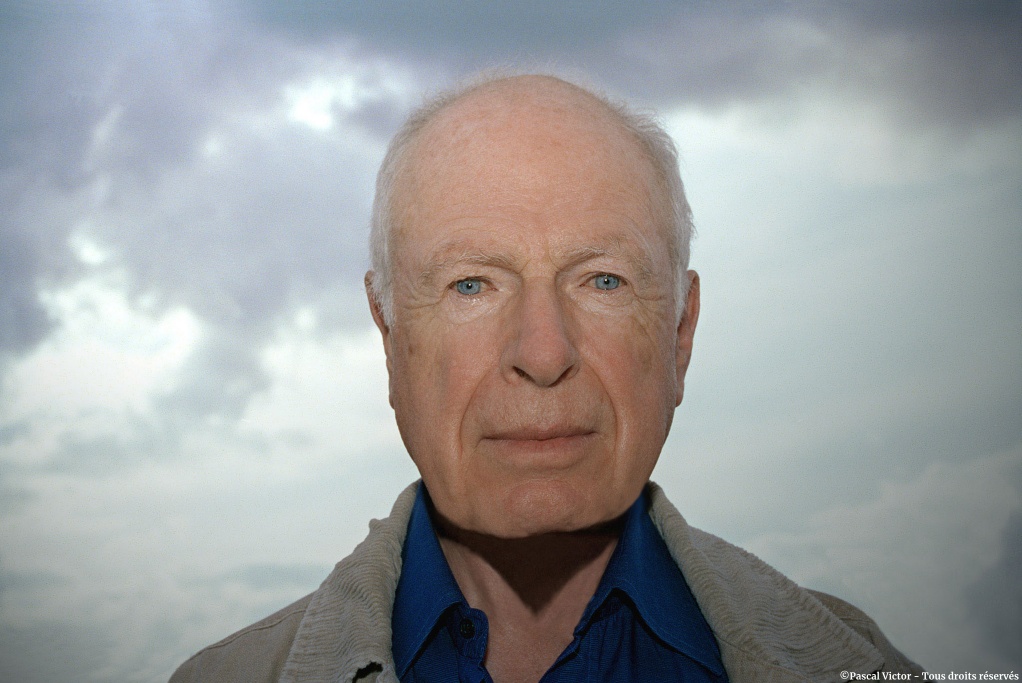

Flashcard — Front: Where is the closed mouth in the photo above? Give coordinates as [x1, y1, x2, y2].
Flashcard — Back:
[485, 426, 595, 442]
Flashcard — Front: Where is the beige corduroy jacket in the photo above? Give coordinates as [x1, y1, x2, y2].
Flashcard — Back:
[170, 482, 922, 683]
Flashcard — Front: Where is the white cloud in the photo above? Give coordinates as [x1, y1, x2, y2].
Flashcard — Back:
[0, 269, 202, 468]
[240, 313, 402, 461]
[282, 54, 419, 133]
[286, 78, 342, 130]
[68, 229, 112, 266]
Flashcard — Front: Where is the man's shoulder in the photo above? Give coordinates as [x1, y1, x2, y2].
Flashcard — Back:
[807, 589, 922, 673]
[684, 517, 920, 671]
[168, 593, 313, 683]
[647, 483, 922, 678]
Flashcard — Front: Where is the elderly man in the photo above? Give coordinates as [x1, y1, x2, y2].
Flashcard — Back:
[171, 75, 921, 683]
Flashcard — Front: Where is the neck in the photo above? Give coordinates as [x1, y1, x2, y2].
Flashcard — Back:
[433, 511, 623, 683]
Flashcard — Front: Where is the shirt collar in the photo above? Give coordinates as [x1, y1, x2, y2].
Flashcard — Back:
[391, 484, 466, 678]
[392, 484, 725, 678]
[581, 489, 726, 676]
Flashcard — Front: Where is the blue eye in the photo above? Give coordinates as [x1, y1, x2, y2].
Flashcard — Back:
[455, 278, 483, 295]
[593, 274, 621, 290]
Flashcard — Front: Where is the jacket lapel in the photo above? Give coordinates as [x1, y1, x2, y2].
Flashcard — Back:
[647, 483, 885, 682]
[278, 483, 418, 683]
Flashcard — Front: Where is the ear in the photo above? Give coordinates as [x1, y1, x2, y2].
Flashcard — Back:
[675, 270, 700, 406]
[365, 271, 396, 407]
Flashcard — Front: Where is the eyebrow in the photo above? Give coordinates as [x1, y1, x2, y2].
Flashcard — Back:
[559, 245, 610, 266]
[559, 243, 657, 286]
[416, 247, 519, 290]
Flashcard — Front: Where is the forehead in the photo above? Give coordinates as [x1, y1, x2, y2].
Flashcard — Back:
[391, 80, 669, 258]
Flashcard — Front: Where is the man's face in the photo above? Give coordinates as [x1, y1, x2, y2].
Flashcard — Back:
[369, 83, 699, 538]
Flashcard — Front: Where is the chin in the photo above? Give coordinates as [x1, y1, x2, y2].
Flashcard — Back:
[486, 479, 618, 538]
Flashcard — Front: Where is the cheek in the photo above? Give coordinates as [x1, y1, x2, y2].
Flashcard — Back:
[581, 314, 677, 427]
[585, 307, 675, 377]
[388, 328, 439, 446]
[636, 311, 679, 394]
[390, 320, 498, 432]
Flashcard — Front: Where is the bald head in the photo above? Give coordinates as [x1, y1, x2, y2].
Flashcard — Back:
[368, 74, 692, 324]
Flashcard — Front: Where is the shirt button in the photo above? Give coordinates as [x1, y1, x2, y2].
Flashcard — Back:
[459, 618, 476, 639]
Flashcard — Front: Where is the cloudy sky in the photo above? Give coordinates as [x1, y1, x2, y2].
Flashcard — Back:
[1, 1, 1019, 680]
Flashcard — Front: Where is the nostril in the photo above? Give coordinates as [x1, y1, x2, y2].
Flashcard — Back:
[511, 360, 576, 387]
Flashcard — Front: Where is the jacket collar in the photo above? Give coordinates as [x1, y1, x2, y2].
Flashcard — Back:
[278, 483, 417, 683]
[279, 481, 884, 683]
[390, 486, 466, 677]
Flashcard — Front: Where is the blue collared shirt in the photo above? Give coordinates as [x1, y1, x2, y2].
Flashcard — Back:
[392, 485, 729, 682]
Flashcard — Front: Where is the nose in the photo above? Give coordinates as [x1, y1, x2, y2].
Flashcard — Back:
[503, 280, 579, 387]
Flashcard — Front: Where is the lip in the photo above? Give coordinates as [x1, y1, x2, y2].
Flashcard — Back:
[480, 427, 599, 467]
[485, 426, 594, 441]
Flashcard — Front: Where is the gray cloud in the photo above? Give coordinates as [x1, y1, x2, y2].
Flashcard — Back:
[0, 562, 201, 683]
[0, 14, 104, 184]
[0, 228, 52, 358]
[0, 2, 395, 427]
[226, 562, 329, 591]
[236, 0, 1021, 129]
[0, 620, 113, 683]
[967, 509, 1022, 664]
[153, 333, 272, 425]
[45, 418, 174, 476]
[97, 124, 380, 323]
[238, 0, 678, 56]
[0, 482, 33, 516]
[0, 568, 101, 683]
[603, 1, 1021, 128]
[0, 566, 62, 600]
